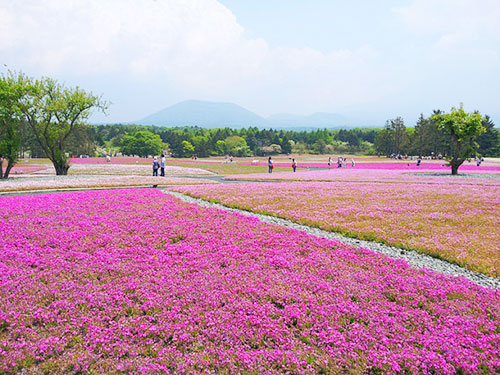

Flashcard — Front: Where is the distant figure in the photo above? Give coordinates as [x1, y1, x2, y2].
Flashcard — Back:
[343, 158, 346, 168]
[106, 155, 111, 163]
[416, 156, 422, 166]
[230, 155, 233, 163]
[152, 156, 159, 176]
[328, 157, 332, 169]
[351, 158, 355, 167]
[337, 156, 343, 168]
[292, 158, 297, 172]
[268, 156, 273, 173]
[160, 154, 166, 176]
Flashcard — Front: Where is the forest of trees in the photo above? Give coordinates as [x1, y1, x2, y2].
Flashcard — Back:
[92, 125, 379, 158]
[4, 115, 500, 165]
[88, 112, 499, 160]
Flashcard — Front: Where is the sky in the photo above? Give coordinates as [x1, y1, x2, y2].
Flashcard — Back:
[1, 0, 499, 126]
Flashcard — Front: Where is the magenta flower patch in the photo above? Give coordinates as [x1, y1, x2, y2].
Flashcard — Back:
[1, 189, 499, 373]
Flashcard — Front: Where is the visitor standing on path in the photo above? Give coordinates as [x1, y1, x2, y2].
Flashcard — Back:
[152, 156, 159, 176]
[160, 154, 166, 176]
[292, 158, 297, 172]
[351, 158, 355, 167]
[268, 157, 273, 173]
[328, 157, 332, 169]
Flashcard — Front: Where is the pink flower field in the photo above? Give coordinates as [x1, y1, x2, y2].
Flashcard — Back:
[1, 189, 499, 374]
[225, 167, 500, 186]
[238, 161, 500, 172]
[3, 165, 48, 175]
[173, 181, 500, 277]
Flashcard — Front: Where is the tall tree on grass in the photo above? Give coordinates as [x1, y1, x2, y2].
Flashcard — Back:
[431, 105, 486, 175]
[120, 130, 164, 157]
[374, 117, 408, 156]
[18, 74, 108, 175]
[0, 72, 26, 179]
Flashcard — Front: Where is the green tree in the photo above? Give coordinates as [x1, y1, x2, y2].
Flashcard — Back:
[224, 135, 247, 155]
[374, 117, 408, 156]
[431, 105, 486, 175]
[476, 115, 499, 156]
[0, 72, 25, 179]
[181, 140, 195, 157]
[214, 140, 227, 156]
[374, 128, 393, 156]
[192, 135, 210, 157]
[120, 130, 163, 157]
[18, 74, 108, 175]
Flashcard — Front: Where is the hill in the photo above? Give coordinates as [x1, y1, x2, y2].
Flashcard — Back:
[138, 100, 267, 128]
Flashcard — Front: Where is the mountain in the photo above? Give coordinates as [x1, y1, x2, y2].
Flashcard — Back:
[267, 112, 348, 128]
[138, 100, 267, 128]
[138, 100, 353, 129]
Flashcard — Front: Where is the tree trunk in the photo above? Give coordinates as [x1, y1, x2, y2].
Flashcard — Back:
[450, 158, 462, 175]
[54, 163, 70, 175]
[0, 159, 16, 179]
[3, 159, 15, 179]
[53, 158, 70, 175]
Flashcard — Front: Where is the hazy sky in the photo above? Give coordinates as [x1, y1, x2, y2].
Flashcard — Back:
[1, 0, 499, 125]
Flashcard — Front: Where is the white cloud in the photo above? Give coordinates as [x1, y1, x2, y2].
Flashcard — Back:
[0, 0, 392, 120]
[393, 0, 500, 47]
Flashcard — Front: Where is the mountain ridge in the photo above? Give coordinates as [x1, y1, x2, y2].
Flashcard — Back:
[137, 100, 354, 129]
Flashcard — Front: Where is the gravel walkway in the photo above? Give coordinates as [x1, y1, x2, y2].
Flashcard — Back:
[164, 190, 500, 290]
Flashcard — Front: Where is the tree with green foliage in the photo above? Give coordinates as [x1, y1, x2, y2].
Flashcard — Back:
[374, 117, 408, 156]
[0, 72, 25, 179]
[431, 105, 486, 175]
[17, 73, 108, 175]
[476, 115, 499, 156]
[224, 135, 248, 156]
[120, 130, 164, 157]
[181, 140, 195, 157]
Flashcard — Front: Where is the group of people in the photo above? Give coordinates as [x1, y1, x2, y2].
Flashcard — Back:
[267, 156, 356, 174]
[328, 156, 355, 168]
[152, 154, 166, 176]
[267, 156, 297, 173]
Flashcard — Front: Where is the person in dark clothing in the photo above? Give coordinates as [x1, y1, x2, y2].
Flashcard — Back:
[152, 157, 159, 176]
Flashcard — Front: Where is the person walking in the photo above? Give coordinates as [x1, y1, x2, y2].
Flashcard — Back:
[328, 157, 332, 169]
[268, 156, 273, 173]
[351, 158, 355, 167]
[292, 158, 297, 172]
[160, 154, 166, 176]
[152, 156, 159, 176]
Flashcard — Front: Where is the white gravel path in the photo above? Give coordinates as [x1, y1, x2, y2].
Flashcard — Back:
[164, 190, 500, 290]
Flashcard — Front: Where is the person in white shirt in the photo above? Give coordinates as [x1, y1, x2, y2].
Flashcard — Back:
[160, 154, 166, 176]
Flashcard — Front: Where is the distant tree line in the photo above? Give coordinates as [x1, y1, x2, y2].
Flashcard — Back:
[93, 125, 379, 158]
[2, 71, 499, 178]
